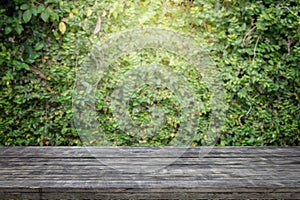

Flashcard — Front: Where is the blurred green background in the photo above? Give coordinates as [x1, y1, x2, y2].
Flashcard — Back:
[0, 0, 299, 146]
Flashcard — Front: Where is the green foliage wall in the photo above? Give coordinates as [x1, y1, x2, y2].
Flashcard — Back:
[0, 0, 299, 146]
[190, 0, 299, 145]
[0, 0, 80, 145]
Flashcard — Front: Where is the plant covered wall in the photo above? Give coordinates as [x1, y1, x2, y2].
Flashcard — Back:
[0, 0, 299, 146]
[190, 0, 299, 145]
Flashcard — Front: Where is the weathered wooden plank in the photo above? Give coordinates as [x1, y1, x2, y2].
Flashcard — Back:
[1, 179, 300, 189]
[0, 147, 299, 199]
[1, 188, 299, 199]
[2, 160, 299, 169]
[1, 146, 299, 157]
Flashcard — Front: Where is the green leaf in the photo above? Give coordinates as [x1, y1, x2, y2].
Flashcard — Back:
[20, 63, 30, 70]
[31, 6, 38, 16]
[15, 25, 23, 34]
[37, 5, 44, 14]
[27, 53, 40, 63]
[5, 26, 13, 35]
[41, 11, 49, 22]
[50, 12, 59, 22]
[20, 4, 30, 10]
[34, 42, 44, 51]
[13, 61, 30, 70]
[46, 7, 53, 16]
[23, 10, 32, 23]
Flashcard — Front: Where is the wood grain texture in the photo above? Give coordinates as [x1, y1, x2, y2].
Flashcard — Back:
[0, 146, 299, 199]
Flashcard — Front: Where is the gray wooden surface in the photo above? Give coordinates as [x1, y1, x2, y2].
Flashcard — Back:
[0, 146, 299, 199]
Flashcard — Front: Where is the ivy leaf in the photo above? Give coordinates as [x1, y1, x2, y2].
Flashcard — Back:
[20, 4, 30, 10]
[5, 26, 13, 35]
[13, 61, 30, 70]
[34, 42, 45, 51]
[37, 5, 44, 14]
[51, 12, 59, 22]
[23, 10, 32, 23]
[15, 24, 23, 34]
[59, 22, 66, 34]
[41, 11, 49, 22]
[31, 6, 38, 16]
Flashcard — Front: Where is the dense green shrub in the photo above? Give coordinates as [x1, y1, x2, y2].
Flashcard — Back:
[0, 0, 299, 146]
[0, 0, 81, 145]
[191, 0, 299, 145]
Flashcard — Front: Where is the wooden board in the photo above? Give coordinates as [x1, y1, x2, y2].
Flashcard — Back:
[0, 147, 299, 199]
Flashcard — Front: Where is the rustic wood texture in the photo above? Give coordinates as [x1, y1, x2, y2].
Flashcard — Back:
[0, 146, 299, 199]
